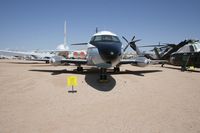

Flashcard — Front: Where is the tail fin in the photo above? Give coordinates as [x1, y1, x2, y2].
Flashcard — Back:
[64, 20, 67, 46]
[56, 20, 69, 51]
[64, 20, 69, 50]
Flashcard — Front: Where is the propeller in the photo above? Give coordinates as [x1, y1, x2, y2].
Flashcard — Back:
[122, 36, 141, 54]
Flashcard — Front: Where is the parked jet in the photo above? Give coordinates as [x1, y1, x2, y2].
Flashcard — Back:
[0, 49, 54, 63]
[0, 20, 87, 63]
[50, 30, 158, 81]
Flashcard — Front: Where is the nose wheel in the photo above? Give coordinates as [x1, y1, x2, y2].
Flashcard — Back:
[99, 68, 108, 82]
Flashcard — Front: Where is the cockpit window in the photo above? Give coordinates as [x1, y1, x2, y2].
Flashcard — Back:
[102, 35, 112, 41]
[112, 36, 121, 42]
[90, 35, 120, 42]
[177, 44, 194, 53]
[189, 45, 194, 52]
[94, 36, 101, 41]
[194, 42, 200, 52]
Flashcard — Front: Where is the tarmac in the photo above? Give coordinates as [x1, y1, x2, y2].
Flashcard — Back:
[0, 59, 200, 133]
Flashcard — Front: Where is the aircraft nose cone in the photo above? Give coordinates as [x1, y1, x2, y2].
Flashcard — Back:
[110, 51, 114, 55]
[103, 51, 118, 61]
[98, 43, 121, 62]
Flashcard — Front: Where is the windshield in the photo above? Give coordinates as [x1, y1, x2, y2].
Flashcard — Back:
[177, 44, 195, 53]
[90, 35, 120, 42]
[194, 42, 200, 52]
[177, 42, 200, 53]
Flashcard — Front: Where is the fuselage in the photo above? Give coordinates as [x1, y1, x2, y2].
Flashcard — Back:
[169, 41, 200, 67]
[86, 31, 122, 68]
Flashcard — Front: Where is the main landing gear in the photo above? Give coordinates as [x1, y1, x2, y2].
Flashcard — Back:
[114, 67, 120, 73]
[77, 66, 83, 72]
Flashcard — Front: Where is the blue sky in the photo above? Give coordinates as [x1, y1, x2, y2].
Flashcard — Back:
[0, 0, 200, 51]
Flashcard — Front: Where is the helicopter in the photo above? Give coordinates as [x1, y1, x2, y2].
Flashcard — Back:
[140, 39, 200, 71]
[169, 40, 200, 71]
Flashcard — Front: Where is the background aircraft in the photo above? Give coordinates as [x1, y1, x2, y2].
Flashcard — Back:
[0, 49, 54, 63]
[0, 20, 87, 63]
[141, 39, 200, 71]
[169, 40, 200, 71]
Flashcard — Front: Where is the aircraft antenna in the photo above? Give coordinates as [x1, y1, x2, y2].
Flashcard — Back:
[96, 27, 98, 33]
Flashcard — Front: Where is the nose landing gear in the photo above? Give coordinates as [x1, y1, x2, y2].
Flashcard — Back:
[99, 68, 108, 82]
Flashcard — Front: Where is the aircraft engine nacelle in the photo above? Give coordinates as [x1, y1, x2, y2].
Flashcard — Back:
[50, 56, 63, 65]
[134, 56, 151, 67]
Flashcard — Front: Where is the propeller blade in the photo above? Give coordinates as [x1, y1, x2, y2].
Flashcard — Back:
[133, 39, 141, 43]
[123, 44, 130, 52]
[122, 35, 141, 54]
[122, 36, 129, 43]
[131, 36, 135, 41]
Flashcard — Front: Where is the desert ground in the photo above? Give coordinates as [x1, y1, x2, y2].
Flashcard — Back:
[0, 59, 200, 133]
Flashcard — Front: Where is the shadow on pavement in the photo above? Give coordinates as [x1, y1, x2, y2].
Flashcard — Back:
[29, 68, 162, 91]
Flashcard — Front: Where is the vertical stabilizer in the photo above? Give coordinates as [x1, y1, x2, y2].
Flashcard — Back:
[64, 20, 67, 46]
[56, 20, 69, 51]
[64, 20, 69, 50]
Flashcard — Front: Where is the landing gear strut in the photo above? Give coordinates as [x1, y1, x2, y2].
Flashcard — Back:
[77, 66, 83, 72]
[100, 68, 107, 82]
[161, 63, 164, 67]
[181, 66, 187, 71]
[114, 67, 120, 73]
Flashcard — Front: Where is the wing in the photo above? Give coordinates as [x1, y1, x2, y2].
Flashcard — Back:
[61, 58, 87, 64]
[0, 50, 54, 59]
[50, 55, 87, 65]
[0, 50, 32, 57]
[119, 59, 138, 65]
[119, 57, 168, 67]
[31, 58, 50, 63]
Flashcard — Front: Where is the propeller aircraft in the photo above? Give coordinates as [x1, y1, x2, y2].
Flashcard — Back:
[50, 30, 158, 81]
